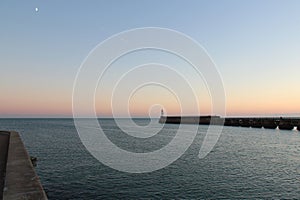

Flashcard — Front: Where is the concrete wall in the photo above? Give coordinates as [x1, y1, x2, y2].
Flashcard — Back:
[0, 131, 10, 199]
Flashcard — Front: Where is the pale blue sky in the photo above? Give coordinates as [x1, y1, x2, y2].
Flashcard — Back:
[1, 0, 300, 117]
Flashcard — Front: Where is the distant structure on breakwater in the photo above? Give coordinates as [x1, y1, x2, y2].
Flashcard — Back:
[159, 115, 300, 131]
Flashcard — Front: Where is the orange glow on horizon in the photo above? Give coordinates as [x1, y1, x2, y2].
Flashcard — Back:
[1, 83, 300, 117]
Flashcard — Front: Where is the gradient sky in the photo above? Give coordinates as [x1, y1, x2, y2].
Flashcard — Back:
[1, 0, 300, 117]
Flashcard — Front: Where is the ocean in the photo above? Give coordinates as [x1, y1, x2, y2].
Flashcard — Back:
[0, 118, 299, 199]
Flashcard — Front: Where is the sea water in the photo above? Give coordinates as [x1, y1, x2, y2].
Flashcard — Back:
[0, 118, 299, 199]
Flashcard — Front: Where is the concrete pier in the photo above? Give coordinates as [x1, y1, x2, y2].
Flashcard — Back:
[160, 116, 300, 131]
[0, 131, 47, 200]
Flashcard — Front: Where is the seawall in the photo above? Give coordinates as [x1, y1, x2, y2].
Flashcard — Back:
[0, 131, 47, 200]
[159, 116, 300, 131]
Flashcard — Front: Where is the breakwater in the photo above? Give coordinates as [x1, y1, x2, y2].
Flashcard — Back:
[0, 131, 47, 200]
[159, 116, 300, 131]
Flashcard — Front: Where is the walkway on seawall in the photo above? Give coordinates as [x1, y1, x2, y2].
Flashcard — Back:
[0, 131, 47, 200]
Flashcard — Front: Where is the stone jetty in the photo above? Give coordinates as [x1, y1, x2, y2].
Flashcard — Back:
[159, 116, 300, 131]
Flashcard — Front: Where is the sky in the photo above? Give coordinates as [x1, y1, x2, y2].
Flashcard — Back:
[1, 0, 300, 118]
